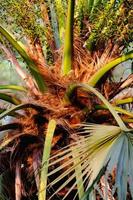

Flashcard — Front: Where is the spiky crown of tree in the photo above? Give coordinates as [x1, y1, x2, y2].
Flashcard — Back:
[0, 0, 133, 200]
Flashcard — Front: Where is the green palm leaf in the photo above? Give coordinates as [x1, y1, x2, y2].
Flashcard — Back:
[47, 124, 121, 199]
[71, 146, 84, 199]
[0, 85, 26, 92]
[61, 0, 75, 75]
[67, 83, 128, 131]
[0, 103, 44, 120]
[39, 119, 56, 200]
[0, 93, 21, 105]
[48, 123, 133, 200]
[82, 131, 133, 200]
[0, 25, 46, 92]
[88, 51, 133, 87]
[48, 83, 133, 199]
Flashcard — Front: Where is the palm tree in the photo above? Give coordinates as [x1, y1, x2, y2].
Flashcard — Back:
[0, 0, 133, 199]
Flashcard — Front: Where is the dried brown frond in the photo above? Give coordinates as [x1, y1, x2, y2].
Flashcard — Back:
[73, 36, 95, 82]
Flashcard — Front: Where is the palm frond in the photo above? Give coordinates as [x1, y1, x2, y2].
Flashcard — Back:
[39, 119, 56, 200]
[112, 98, 133, 106]
[71, 146, 84, 199]
[88, 51, 133, 87]
[0, 1, 132, 200]
[0, 25, 46, 92]
[0, 123, 21, 133]
[61, 0, 75, 75]
[0, 93, 21, 105]
[48, 123, 133, 199]
[82, 131, 133, 200]
[67, 83, 128, 131]
[0, 85, 26, 92]
[95, 105, 133, 118]
[0, 103, 45, 120]
[47, 123, 121, 199]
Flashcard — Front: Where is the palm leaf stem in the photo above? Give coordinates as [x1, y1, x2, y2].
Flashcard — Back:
[39, 119, 56, 200]
[0, 109, 22, 117]
[88, 51, 133, 86]
[0, 25, 46, 92]
[67, 84, 128, 131]
[95, 105, 133, 118]
[122, 118, 133, 123]
[0, 123, 22, 132]
[61, 0, 75, 75]
[113, 98, 133, 105]
[0, 85, 26, 92]
[0, 103, 45, 120]
[0, 93, 21, 105]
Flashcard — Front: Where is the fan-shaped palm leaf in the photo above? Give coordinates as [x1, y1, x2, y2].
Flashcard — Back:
[47, 123, 133, 200]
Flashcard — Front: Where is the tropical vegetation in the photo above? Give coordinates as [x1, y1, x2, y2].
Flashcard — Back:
[0, 0, 133, 200]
